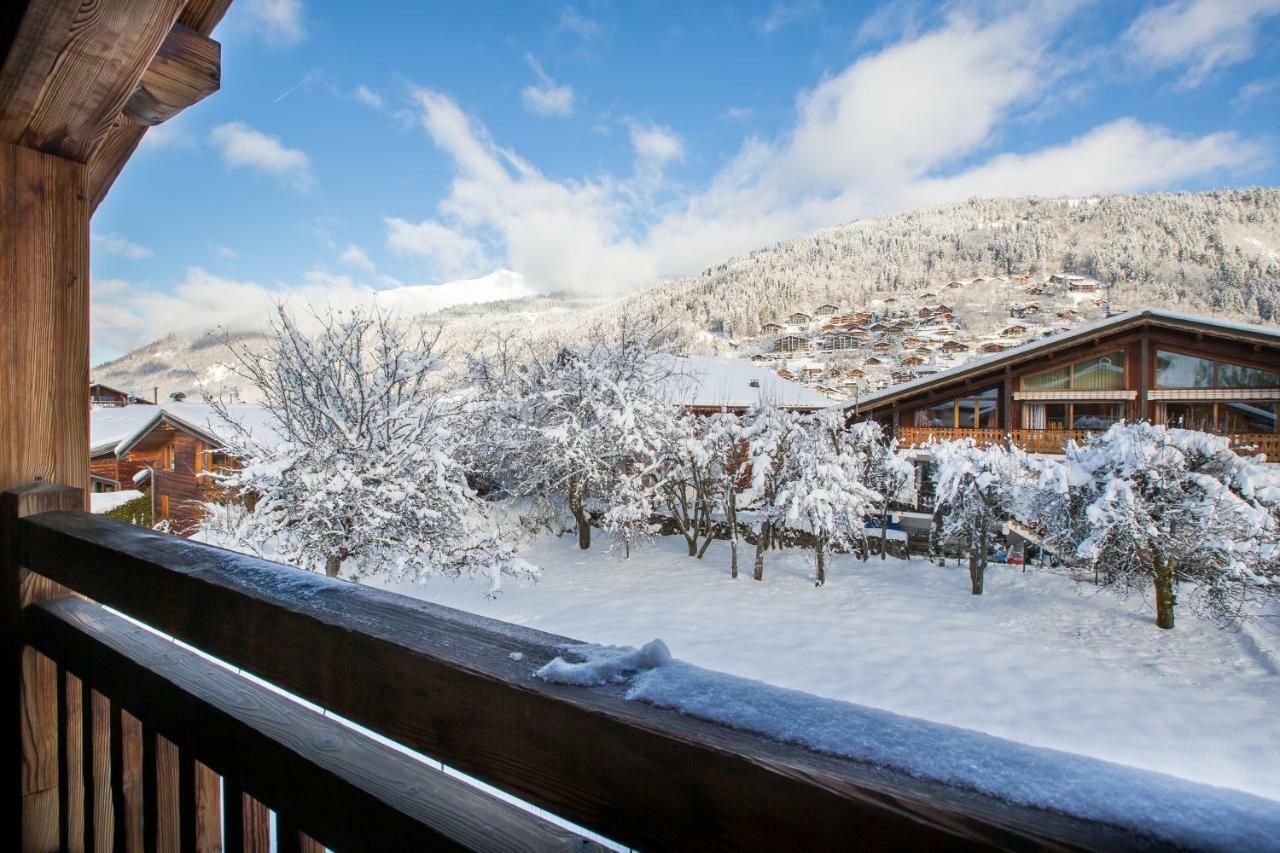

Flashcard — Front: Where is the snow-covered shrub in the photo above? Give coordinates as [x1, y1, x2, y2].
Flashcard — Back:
[777, 411, 882, 585]
[658, 411, 743, 560]
[931, 439, 1037, 595]
[208, 305, 534, 591]
[1032, 423, 1280, 629]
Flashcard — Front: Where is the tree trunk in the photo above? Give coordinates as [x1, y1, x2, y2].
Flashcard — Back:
[814, 543, 826, 587]
[969, 526, 987, 595]
[726, 493, 739, 579]
[753, 523, 768, 581]
[1154, 555, 1175, 629]
[572, 500, 591, 550]
[325, 553, 342, 578]
[880, 504, 889, 560]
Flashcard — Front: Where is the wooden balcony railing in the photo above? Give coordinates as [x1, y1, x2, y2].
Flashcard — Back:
[897, 427, 1280, 458]
[4, 481, 1168, 851]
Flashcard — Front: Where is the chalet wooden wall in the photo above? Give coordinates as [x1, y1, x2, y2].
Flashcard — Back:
[0, 142, 89, 504]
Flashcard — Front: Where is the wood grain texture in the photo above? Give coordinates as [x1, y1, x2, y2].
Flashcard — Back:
[2, 483, 83, 852]
[11, 508, 1162, 852]
[88, 0, 235, 211]
[0, 145, 89, 499]
[123, 24, 219, 127]
[0, 0, 187, 162]
[25, 597, 602, 853]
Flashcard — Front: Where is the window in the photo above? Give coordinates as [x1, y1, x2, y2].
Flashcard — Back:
[1155, 351, 1214, 388]
[1072, 403, 1124, 429]
[1163, 402, 1216, 431]
[1023, 350, 1124, 390]
[1218, 362, 1280, 389]
[912, 388, 998, 429]
[1219, 401, 1277, 433]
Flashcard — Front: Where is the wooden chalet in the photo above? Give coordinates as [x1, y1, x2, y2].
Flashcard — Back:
[842, 308, 1280, 458]
[814, 304, 839, 316]
[112, 408, 237, 534]
[999, 324, 1028, 337]
[0, 3, 1221, 850]
[785, 311, 812, 325]
[772, 334, 810, 353]
[89, 382, 153, 407]
[977, 342, 1008, 354]
[759, 321, 783, 335]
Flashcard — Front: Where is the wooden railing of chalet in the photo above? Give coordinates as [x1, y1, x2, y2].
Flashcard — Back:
[4, 483, 1163, 852]
[897, 427, 1280, 459]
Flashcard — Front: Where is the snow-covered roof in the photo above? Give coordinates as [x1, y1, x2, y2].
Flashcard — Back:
[834, 307, 1280, 412]
[109, 403, 280, 457]
[90, 406, 164, 455]
[661, 357, 829, 410]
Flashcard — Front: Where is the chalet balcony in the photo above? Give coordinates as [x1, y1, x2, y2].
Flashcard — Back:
[896, 426, 1280, 458]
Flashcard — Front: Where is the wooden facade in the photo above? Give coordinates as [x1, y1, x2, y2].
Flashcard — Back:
[845, 309, 1280, 458]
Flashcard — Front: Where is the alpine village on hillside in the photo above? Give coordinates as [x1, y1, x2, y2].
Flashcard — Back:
[5, 1, 1280, 851]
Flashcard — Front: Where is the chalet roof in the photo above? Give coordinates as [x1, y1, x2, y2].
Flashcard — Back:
[110, 403, 280, 458]
[832, 307, 1280, 412]
[90, 406, 166, 456]
[660, 357, 827, 410]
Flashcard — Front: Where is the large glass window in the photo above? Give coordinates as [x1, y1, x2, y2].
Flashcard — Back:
[1163, 402, 1216, 431]
[1072, 403, 1124, 429]
[1218, 362, 1280, 389]
[1072, 352, 1125, 390]
[912, 388, 998, 429]
[1155, 351, 1214, 388]
[1219, 401, 1277, 433]
[1024, 350, 1124, 390]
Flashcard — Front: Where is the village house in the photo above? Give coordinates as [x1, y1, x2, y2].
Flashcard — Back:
[1000, 324, 1029, 337]
[840, 308, 1280, 459]
[773, 334, 810, 353]
[815, 304, 839, 316]
[978, 342, 1009, 354]
[90, 381, 153, 407]
[759, 322, 783, 335]
[786, 311, 812, 325]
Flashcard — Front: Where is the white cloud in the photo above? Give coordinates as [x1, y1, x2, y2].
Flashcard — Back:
[385, 216, 490, 279]
[354, 84, 384, 110]
[238, 0, 307, 47]
[755, 0, 822, 35]
[339, 244, 377, 273]
[213, 245, 239, 259]
[91, 266, 533, 359]
[1123, 0, 1280, 89]
[92, 233, 154, 260]
[384, 5, 1264, 297]
[720, 107, 755, 122]
[138, 119, 195, 152]
[521, 54, 575, 117]
[210, 122, 313, 192]
[1233, 76, 1280, 112]
[558, 6, 606, 41]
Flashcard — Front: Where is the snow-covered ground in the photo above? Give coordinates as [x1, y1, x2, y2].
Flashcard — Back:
[372, 534, 1280, 804]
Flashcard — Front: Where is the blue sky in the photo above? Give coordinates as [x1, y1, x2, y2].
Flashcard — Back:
[89, 0, 1280, 362]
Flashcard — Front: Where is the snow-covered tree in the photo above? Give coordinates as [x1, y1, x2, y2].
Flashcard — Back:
[845, 420, 917, 560]
[931, 439, 1037, 595]
[738, 402, 802, 581]
[209, 305, 533, 591]
[659, 411, 742, 560]
[1033, 423, 1280, 629]
[467, 321, 680, 551]
[777, 412, 882, 585]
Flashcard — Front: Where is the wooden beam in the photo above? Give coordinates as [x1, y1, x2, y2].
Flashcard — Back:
[122, 23, 220, 127]
[1, 483, 82, 851]
[90, 0, 235, 211]
[0, 143, 89, 497]
[0, 0, 187, 163]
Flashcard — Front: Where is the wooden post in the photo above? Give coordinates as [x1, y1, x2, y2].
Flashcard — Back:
[2, 483, 83, 851]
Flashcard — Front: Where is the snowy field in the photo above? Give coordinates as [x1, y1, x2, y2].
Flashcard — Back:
[372, 534, 1280, 805]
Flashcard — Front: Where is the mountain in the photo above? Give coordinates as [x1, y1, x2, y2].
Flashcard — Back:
[92, 189, 1280, 403]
